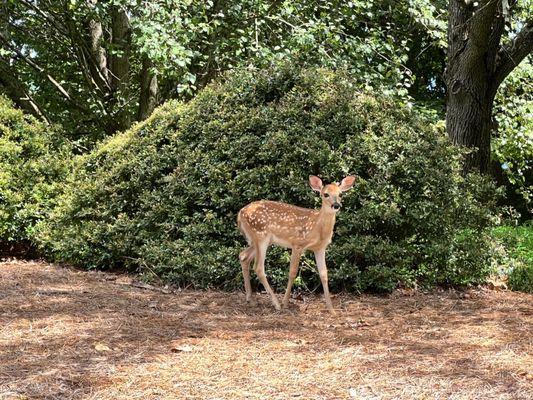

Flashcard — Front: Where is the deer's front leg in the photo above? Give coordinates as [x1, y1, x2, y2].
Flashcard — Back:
[282, 247, 302, 308]
[314, 248, 335, 314]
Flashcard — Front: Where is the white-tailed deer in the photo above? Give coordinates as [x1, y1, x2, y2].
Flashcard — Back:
[237, 175, 356, 313]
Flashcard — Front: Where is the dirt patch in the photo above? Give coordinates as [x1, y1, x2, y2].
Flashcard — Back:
[0, 260, 531, 399]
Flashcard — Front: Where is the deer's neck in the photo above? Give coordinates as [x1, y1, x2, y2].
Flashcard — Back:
[315, 205, 336, 243]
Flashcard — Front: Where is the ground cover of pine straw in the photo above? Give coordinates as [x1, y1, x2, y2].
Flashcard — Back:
[0, 260, 531, 400]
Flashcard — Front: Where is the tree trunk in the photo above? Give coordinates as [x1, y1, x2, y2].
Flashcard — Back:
[446, 0, 533, 173]
[447, 96, 494, 174]
[445, 54, 496, 173]
[109, 7, 131, 131]
[138, 58, 159, 121]
[446, 0, 497, 173]
[87, 18, 109, 90]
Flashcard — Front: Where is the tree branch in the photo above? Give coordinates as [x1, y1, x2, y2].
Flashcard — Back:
[18, 0, 69, 37]
[0, 60, 50, 124]
[0, 32, 88, 111]
[492, 19, 533, 88]
[486, 2, 506, 72]
[15, 0, 110, 93]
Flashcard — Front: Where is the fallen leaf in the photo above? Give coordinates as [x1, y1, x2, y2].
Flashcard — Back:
[94, 343, 111, 352]
[170, 342, 194, 353]
[116, 276, 133, 285]
[132, 281, 157, 291]
[178, 303, 198, 311]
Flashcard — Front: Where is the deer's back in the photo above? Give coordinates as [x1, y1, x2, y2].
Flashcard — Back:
[238, 200, 319, 246]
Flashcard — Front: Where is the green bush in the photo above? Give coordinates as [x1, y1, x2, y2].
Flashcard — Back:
[493, 61, 533, 215]
[508, 264, 533, 293]
[493, 224, 533, 293]
[37, 67, 502, 292]
[0, 95, 70, 253]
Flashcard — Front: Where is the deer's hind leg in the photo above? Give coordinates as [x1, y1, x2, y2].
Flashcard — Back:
[254, 240, 281, 311]
[239, 246, 255, 303]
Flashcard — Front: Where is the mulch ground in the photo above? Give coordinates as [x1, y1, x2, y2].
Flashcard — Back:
[0, 260, 531, 400]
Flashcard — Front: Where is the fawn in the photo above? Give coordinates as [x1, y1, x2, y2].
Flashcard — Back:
[237, 175, 356, 313]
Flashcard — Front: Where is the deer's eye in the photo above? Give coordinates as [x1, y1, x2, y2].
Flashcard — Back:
[323, 193, 329, 198]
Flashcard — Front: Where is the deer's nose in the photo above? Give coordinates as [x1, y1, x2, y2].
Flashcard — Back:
[332, 202, 341, 210]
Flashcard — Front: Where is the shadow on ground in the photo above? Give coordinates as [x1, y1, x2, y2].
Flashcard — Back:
[0, 260, 531, 399]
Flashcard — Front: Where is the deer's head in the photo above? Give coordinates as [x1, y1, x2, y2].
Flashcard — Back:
[309, 175, 356, 213]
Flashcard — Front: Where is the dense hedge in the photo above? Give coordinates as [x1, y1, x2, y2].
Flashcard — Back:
[0, 95, 70, 254]
[37, 68, 502, 292]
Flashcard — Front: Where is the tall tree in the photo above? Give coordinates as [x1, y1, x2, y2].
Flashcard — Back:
[446, 0, 532, 172]
[0, 0, 446, 143]
[0, 0, 150, 139]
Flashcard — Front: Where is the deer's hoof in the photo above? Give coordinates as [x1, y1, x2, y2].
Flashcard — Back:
[245, 297, 257, 306]
[327, 307, 337, 315]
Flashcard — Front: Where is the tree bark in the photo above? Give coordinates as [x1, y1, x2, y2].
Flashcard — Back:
[138, 57, 159, 121]
[446, 89, 495, 173]
[445, 0, 532, 173]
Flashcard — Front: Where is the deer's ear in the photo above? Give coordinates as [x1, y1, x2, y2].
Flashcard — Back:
[309, 175, 323, 192]
[339, 175, 356, 192]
